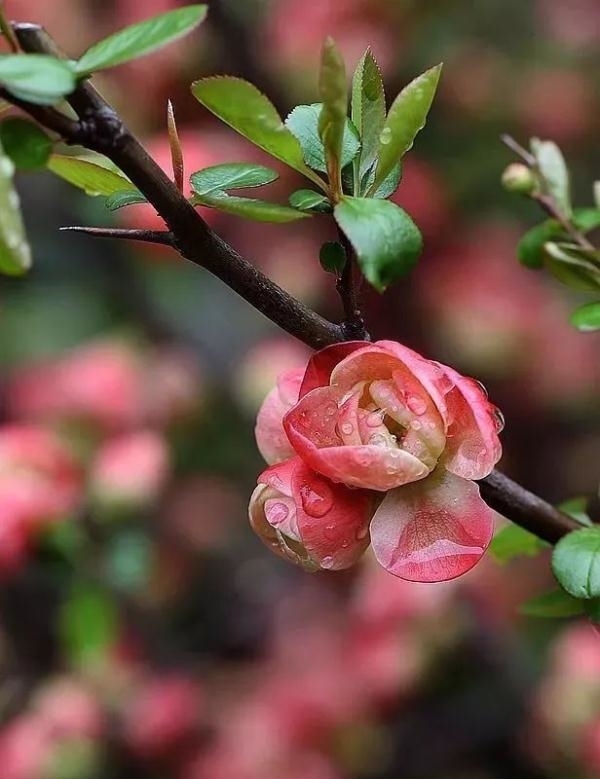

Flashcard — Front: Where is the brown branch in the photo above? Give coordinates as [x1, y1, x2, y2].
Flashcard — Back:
[10, 24, 581, 546]
[336, 228, 370, 341]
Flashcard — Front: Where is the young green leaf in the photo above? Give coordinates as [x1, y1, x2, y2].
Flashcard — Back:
[552, 527, 600, 599]
[285, 104, 360, 173]
[190, 162, 278, 196]
[351, 48, 385, 186]
[531, 138, 571, 217]
[334, 196, 422, 291]
[319, 241, 346, 274]
[105, 189, 147, 211]
[47, 154, 132, 196]
[0, 118, 52, 170]
[544, 242, 600, 292]
[75, 5, 207, 74]
[318, 37, 348, 196]
[191, 77, 325, 189]
[517, 209, 600, 268]
[371, 162, 402, 199]
[192, 192, 309, 223]
[289, 189, 331, 212]
[570, 301, 600, 332]
[519, 589, 585, 618]
[167, 99, 184, 192]
[371, 64, 442, 194]
[0, 53, 76, 105]
[489, 523, 549, 564]
[0, 141, 32, 275]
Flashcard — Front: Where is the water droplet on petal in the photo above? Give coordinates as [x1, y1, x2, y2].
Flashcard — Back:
[356, 525, 369, 540]
[406, 395, 427, 415]
[299, 481, 334, 518]
[475, 379, 489, 398]
[366, 410, 384, 428]
[340, 422, 354, 436]
[264, 501, 289, 527]
[320, 556, 335, 569]
[411, 419, 422, 431]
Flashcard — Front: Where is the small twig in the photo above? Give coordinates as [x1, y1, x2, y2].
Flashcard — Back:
[60, 226, 175, 246]
[336, 228, 370, 341]
[534, 194, 596, 252]
[500, 134, 535, 166]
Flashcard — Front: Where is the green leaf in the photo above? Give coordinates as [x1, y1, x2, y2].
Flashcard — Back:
[0, 54, 76, 105]
[191, 77, 325, 189]
[352, 48, 386, 186]
[371, 64, 442, 194]
[371, 162, 402, 199]
[334, 196, 422, 291]
[289, 189, 331, 212]
[570, 301, 600, 332]
[318, 37, 348, 192]
[559, 497, 593, 527]
[489, 523, 549, 564]
[59, 583, 118, 665]
[75, 5, 207, 74]
[319, 241, 346, 274]
[105, 189, 147, 211]
[0, 141, 32, 275]
[552, 527, 600, 599]
[190, 162, 278, 196]
[47, 154, 131, 196]
[285, 104, 360, 174]
[0, 118, 52, 170]
[544, 241, 600, 292]
[192, 192, 309, 223]
[531, 137, 571, 217]
[519, 589, 585, 618]
[517, 209, 600, 269]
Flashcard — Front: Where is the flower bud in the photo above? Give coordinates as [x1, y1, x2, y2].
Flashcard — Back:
[501, 163, 537, 195]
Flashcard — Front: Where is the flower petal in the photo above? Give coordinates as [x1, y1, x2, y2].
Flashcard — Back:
[437, 365, 503, 480]
[370, 469, 494, 582]
[300, 341, 368, 398]
[255, 368, 304, 465]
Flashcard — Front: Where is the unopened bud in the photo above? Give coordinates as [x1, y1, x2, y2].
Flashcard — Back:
[501, 163, 536, 195]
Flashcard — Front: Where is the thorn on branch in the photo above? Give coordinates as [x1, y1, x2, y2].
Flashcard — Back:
[59, 226, 174, 246]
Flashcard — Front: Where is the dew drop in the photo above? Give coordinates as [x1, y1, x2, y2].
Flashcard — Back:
[492, 407, 505, 433]
[340, 422, 354, 436]
[264, 500, 289, 527]
[321, 556, 335, 569]
[380, 127, 392, 145]
[411, 419, 422, 431]
[356, 525, 369, 540]
[406, 395, 427, 415]
[366, 410, 384, 428]
[299, 481, 334, 518]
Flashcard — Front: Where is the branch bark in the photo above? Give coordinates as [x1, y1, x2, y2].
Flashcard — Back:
[10, 23, 581, 546]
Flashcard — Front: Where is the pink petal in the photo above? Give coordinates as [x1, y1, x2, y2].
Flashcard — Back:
[284, 387, 430, 490]
[370, 469, 494, 582]
[300, 342, 368, 398]
[437, 365, 503, 480]
[255, 368, 304, 465]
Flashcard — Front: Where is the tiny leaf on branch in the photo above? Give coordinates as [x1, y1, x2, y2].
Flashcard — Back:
[519, 589, 585, 618]
[371, 64, 442, 194]
[0, 117, 52, 170]
[167, 99, 184, 193]
[517, 208, 600, 269]
[105, 190, 147, 211]
[288, 189, 331, 212]
[191, 192, 309, 223]
[318, 37, 348, 198]
[351, 48, 386, 187]
[543, 241, 600, 292]
[319, 241, 346, 274]
[285, 104, 360, 174]
[552, 527, 600, 599]
[0, 139, 31, 275]
[570, 301, 600, 332]
[0, 53, 76, 105]
[191, 77, 326, 189]
[75, 5, 207, 74]
[334, 196, 422, 291]
[60, 583, 118, 665]
[190, 162, 279, 196]
[47, 154, 133, 196]
[531, 137, 571, 217]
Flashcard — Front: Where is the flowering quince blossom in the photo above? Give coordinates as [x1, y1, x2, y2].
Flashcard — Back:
[250, 341, 504, 582]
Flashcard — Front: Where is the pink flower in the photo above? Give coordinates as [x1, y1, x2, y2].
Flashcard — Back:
[90, 431, 170, 514]
[252, 341, 503, 582]
[249, 457, 373, 571]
